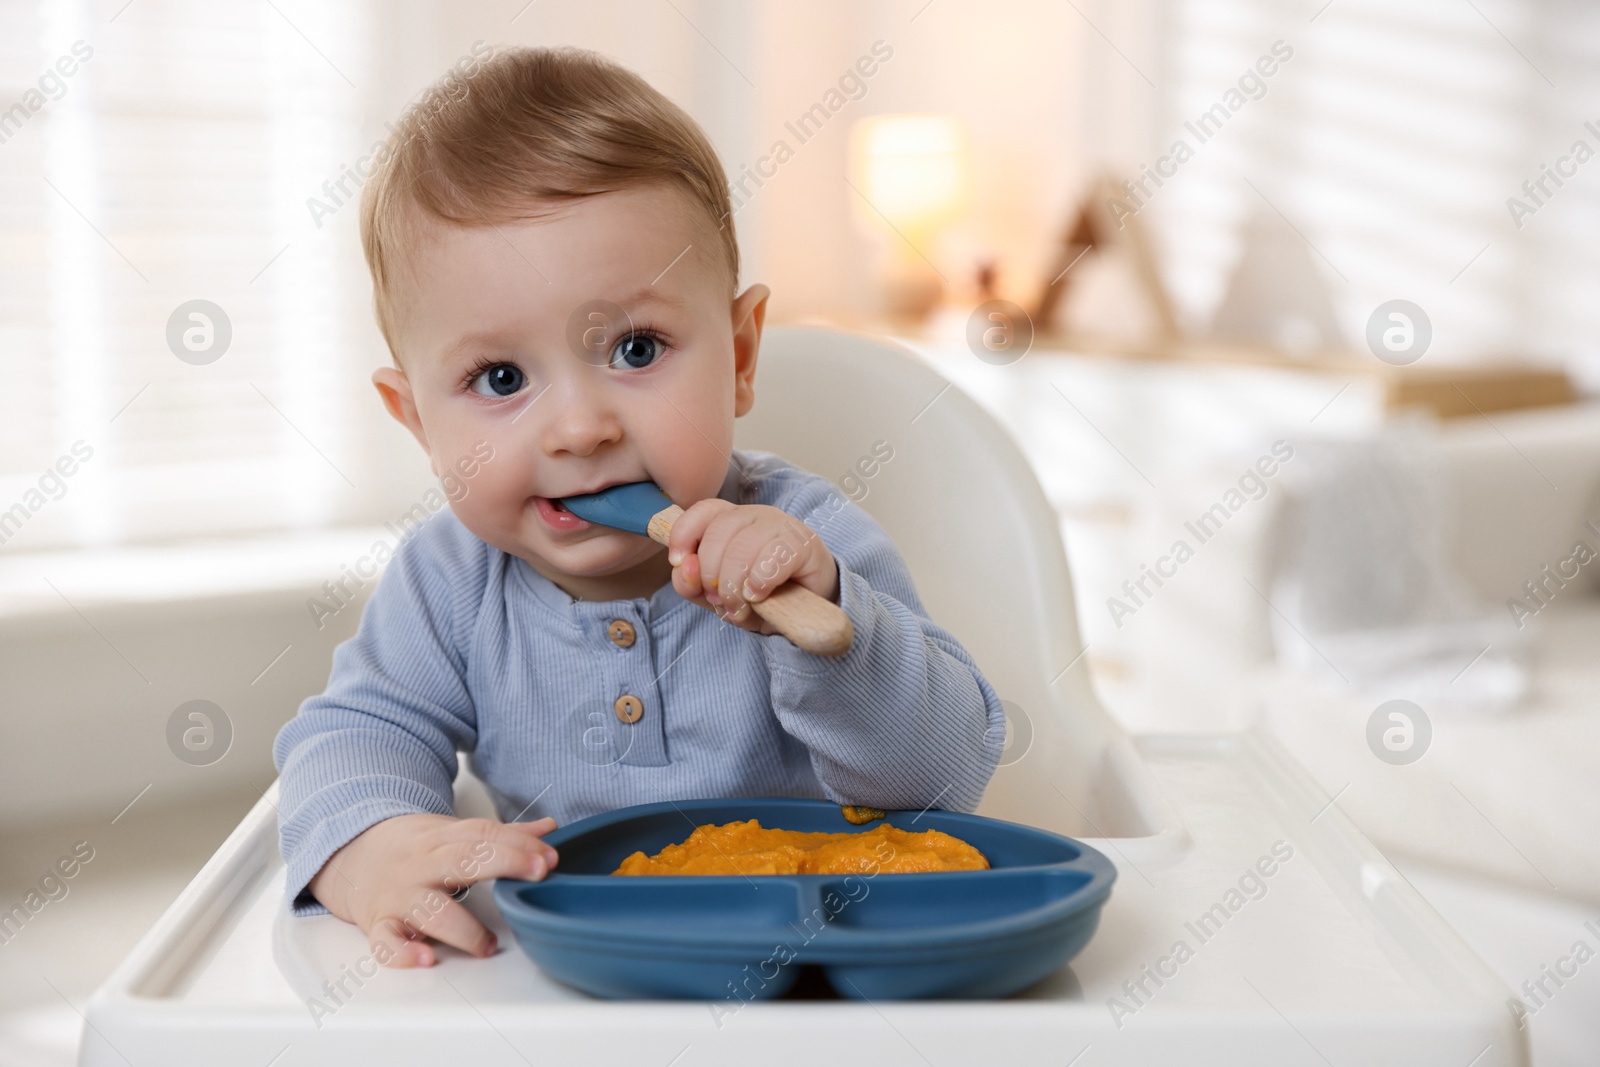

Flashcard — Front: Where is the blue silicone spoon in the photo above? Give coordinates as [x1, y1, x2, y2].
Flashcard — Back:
[560, 482, 853, 657]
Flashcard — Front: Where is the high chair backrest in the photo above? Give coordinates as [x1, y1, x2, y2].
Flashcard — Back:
[734, 326, 1153, 835]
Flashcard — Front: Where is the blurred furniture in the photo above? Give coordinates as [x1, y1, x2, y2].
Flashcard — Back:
[1041, 336, 1578, 421]
[1024, 173, 1575, 421]
[893, 320, 1600, 905]
[1247, 408, 1600, 905]
[1032, 175, 1181, 346]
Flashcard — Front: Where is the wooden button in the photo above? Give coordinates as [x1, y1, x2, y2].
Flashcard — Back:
[613, 694, 644, 723]
[607, 619, 636, 648]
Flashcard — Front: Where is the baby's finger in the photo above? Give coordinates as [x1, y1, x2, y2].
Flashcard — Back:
[713, 525, 789, 618]
[740, 523, 812, 602]
[444, 820, 558, 883]
[478, 816, 559, 867]
[370, 915, 435, 969]
[713, 524, 800, 620]
[666, 499, 735, 568]
[403, 897, 499, 960]
[692, 511, 761, 607]
[675, 574, 745, 626]
[672, 549, 705, 600]
[476, 837, 556, 881]
[665, 536, 755, 625]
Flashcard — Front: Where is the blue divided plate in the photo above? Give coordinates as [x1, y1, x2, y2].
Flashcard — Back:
[492, 797, 1116, 1000]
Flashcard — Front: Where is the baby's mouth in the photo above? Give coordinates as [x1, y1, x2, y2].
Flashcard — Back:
[534, 494, 593, 532]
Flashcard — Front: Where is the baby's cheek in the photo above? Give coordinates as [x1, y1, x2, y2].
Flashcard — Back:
[661, 475, 724, 516]
[647, 426, 737, 510]
[447, 473, 529, 548]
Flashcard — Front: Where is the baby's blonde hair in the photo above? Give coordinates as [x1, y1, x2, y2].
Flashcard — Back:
[359, 45, 739, 361]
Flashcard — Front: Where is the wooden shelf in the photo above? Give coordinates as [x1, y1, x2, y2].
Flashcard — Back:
[775, 313, 1580, 421]
[1028, 335, 1577, 419]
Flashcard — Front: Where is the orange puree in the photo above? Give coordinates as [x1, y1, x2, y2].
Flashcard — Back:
[612, 819, 989, 876]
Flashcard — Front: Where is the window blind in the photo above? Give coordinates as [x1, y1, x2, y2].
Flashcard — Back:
[1149, 0, 1600, 373]
[0, 0, 405, 552]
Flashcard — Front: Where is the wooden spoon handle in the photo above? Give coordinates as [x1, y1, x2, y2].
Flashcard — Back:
[746, 581, 854, 657]
[647, 505, 854, 657]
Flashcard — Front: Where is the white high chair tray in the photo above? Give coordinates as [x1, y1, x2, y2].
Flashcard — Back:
[81, 731, 1523, 1066]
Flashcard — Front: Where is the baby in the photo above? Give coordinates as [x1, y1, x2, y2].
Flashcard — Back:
[272, 45, 1006, 969]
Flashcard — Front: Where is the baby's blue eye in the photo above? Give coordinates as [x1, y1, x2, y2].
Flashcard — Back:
[610, 333, 660, 370]
[469, 363, 525, 397]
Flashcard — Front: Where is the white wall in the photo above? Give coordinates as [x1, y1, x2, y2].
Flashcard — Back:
[428, 0, 1094, 319]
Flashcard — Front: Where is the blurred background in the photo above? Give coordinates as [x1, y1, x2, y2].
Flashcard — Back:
[2, 0, 1598, 1063]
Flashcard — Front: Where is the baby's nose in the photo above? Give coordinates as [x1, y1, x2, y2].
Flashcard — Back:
[540, 381, 624, 457]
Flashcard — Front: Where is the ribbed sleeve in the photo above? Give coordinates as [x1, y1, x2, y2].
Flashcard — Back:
[757, 463, 1007, 813]
[271, 516, 487, 916]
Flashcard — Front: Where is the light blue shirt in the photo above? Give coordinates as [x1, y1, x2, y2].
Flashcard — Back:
[272, 449, 1007, 916]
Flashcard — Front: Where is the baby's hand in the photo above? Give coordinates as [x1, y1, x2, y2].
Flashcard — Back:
[307, 813, 558, 968]
[666, 501, 838, 633]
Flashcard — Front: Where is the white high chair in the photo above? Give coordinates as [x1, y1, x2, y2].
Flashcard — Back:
[82, 326, 1525, 1065]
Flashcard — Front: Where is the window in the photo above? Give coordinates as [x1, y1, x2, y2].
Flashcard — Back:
[0, 0, 410, 552]
[1148, 0, 1599, 373]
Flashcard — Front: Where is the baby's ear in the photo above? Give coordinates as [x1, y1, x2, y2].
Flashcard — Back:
[731, 283, 769, 418]
[372, 366, 432, 456]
